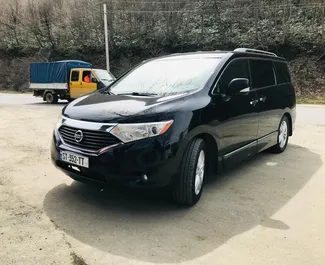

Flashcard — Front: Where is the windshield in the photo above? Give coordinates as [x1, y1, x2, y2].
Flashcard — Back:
[109, 58, 222, 96]
[93, 69, 115, 82]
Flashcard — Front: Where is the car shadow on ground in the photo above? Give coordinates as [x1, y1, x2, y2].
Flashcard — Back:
[43, 144, 322, 263]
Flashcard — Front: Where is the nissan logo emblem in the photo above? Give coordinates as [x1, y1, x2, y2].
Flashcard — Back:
[74, 130, 84, 143]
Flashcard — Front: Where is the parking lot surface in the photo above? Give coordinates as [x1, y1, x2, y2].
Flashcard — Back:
[0, 93, 325, 265]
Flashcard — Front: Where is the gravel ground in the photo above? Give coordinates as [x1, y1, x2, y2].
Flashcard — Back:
[0, 93, 325, 265]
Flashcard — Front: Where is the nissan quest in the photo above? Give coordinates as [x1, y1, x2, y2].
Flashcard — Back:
[51, 48, 296, 206]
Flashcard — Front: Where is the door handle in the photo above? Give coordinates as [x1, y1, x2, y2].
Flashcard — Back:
[250, 99, 258, 106]
[259, 96, 267, 102]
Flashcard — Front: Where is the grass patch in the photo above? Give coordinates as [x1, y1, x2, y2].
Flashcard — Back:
[297, 97, 325, 104]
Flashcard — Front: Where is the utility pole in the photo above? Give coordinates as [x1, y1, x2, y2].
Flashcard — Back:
[103, 4, 110, 72]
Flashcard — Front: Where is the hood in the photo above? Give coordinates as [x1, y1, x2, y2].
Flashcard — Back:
[63, 91, 196, 123]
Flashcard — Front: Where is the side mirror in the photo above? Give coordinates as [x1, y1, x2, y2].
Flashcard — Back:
[91, 77, 98, 83]
[227, 78, 250, 95]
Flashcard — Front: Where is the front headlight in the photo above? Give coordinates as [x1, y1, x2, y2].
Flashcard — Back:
[110, 120, 174, 143]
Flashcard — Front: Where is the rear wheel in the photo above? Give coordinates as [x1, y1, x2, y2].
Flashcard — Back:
[45, 92, 58, 104]
[270, 115, 289, 153]
[172, 138, 206, 206]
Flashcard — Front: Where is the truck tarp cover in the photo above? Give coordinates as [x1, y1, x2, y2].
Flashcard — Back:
[30, 60, 92, 84]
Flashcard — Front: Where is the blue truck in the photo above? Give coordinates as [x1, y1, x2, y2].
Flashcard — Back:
[29, 60, 115, 103]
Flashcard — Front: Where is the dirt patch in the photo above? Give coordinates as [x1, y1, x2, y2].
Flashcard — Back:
[71, 252, 89, 265]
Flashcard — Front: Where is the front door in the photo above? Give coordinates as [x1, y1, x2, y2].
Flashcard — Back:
[207, 58, 259, 167]
[80, 70, 97, 97]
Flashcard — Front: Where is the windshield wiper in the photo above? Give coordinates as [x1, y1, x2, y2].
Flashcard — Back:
[99, 88, 115, 95]
[117, 92, 158, 96]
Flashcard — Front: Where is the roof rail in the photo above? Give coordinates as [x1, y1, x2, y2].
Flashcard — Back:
[234, 48, 277, 57]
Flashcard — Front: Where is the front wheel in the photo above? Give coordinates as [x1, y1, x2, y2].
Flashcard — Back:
[270, 115, 290, 153]
[172, 138, 206, 206]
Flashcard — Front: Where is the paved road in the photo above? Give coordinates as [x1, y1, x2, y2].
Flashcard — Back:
[0, 93, 67, 105]
[0, 93, 325, 265]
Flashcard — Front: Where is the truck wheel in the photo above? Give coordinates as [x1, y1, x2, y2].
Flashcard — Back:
[45, 92, 58, 104]
[172, 138, 207, 206]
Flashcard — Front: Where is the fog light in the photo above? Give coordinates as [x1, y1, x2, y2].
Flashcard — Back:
[141, 174, 148, 182]
[71, 166, 80, 172]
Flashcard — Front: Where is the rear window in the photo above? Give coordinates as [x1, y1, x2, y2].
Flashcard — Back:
[250, 59, 276, 89]
[274, 62, 291, 84]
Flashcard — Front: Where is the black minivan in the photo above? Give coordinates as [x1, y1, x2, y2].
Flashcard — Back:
[51, 48, 296, 206]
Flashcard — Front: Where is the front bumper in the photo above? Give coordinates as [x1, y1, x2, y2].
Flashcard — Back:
[51, 133, 179, 188]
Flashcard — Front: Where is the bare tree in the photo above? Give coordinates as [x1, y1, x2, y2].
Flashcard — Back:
[0, 0, 22, 47]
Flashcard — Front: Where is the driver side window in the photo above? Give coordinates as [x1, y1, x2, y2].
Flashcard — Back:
[82, 70, 94, 83]
[217, 59, 250, 94]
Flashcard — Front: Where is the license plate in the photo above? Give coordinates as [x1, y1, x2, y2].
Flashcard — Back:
[60, 151, 89, 168]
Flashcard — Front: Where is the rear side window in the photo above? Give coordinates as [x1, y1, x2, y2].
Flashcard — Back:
[216, 59, 250, 93]
[250, 60, 275, 89]
[71, 71, 79, 82]
[274, 62, 291, 84]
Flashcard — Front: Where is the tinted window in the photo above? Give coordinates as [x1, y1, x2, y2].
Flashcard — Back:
[109, 58, 222, 96]
[250, 60, 275, 89]
[217, 59, 250, 93]
[274, 62, 291, 84]
[71, 71, 79, 82]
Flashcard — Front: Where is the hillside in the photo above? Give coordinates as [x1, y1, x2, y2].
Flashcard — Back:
[1, 0, 325, 99]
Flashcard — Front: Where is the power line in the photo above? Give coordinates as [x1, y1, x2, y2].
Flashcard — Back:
[100, 0, 324, 4]
[101, 0, 249, 4]
[105, 4, 325, 13]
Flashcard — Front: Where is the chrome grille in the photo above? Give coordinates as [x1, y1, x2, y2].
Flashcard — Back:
[58, 125, 121, 151]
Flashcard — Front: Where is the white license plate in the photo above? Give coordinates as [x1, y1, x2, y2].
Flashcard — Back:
[60, 151, 89, 168]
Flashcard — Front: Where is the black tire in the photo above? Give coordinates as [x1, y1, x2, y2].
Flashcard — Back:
[67, 98, 74, 103]
[172, 138, 207, 206]
[269, 115, 290, 153]
[45, 92, 58, 104]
